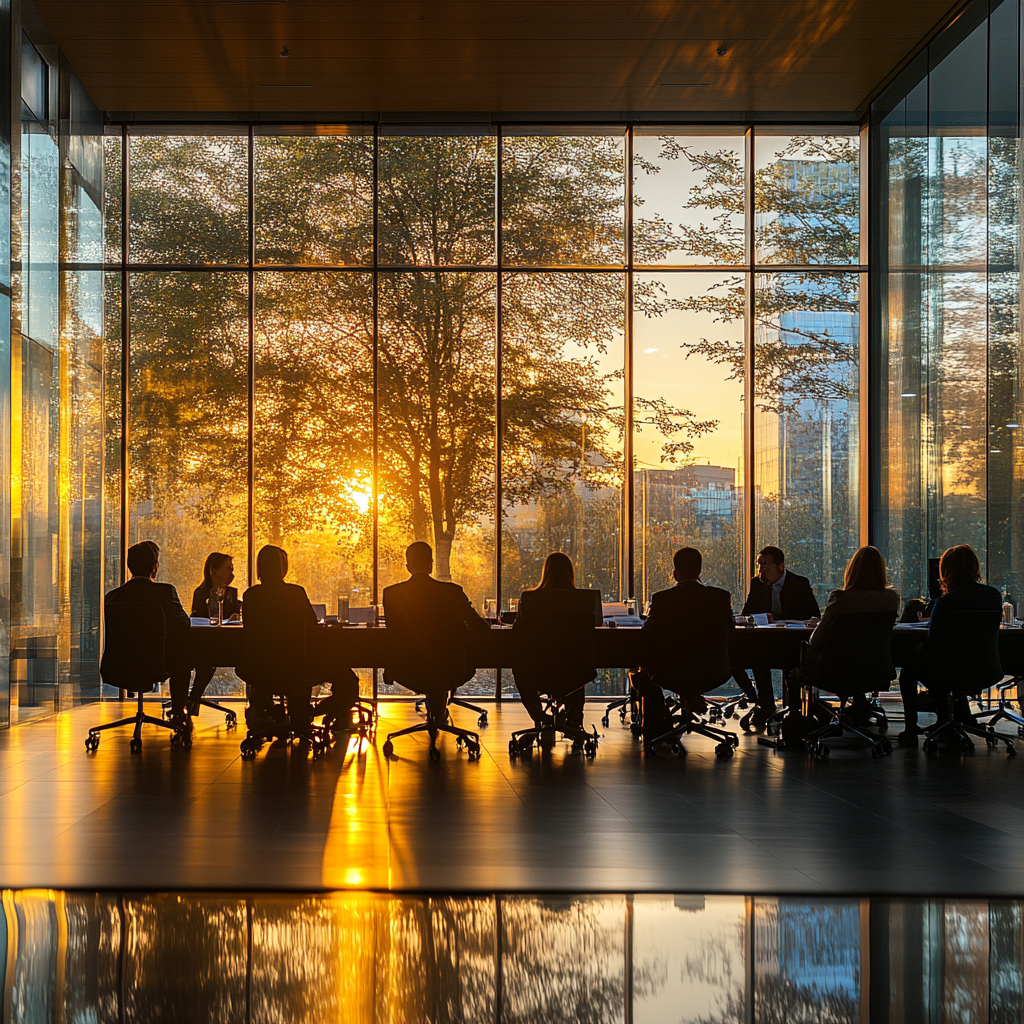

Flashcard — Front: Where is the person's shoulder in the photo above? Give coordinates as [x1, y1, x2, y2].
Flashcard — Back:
[705, 584, 732, 602]
[787, 571, 813, 587]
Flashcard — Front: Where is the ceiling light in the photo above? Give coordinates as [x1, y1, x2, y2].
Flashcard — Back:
[716, 45, 729, 56]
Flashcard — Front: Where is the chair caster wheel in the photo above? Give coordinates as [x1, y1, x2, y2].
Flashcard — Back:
[226, 712, 237, 730]
[987, 734, 998, 747]
[382, 740, 394, 757]
[85, 735, 99, 752]
[601, 715, 610, 728]
[962, 738, 975, 754]
[644, 744, 655, 757]
[477, 713, 488, 726]
[883, 741, 892, 755]
[715, 742, 734, 759]
[584, 739, 597, 758]
[467, 743, 480, 759]
[508, 739, 518, 758]
[729, 735, 740, 748]
[1008, 743, 1017, 757]
[871, 743, 883, 758]
[923, 738, 937, 754]
[428, 746, 441, 761]
[130, 738, 142, 753]
[815, 744, 830, 760]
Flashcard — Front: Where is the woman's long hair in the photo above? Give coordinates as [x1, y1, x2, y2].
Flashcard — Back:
[256, 544, 288, 583]
[939, 544, 981, 594]
[843, 545, 888, 591]
[202, 551, 232, 589]
[533, 551, 576, 590]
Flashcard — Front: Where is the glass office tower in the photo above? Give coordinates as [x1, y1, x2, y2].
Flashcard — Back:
[873, 0, 1024, 607]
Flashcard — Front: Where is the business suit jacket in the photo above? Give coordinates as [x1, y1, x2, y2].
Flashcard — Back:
[382, 573, 489, 694]
[741, 571, 820, 620]
[105, 576, 191, 667]
[808, 587, 900, 650]
[105, 577, 191, 634]
[237, 581, 321, 691]
[191, 582, 241, 620]
[641, 579, 734, 694]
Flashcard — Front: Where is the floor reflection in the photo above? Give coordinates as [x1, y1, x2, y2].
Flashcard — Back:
[2, 890, 1023, 1022]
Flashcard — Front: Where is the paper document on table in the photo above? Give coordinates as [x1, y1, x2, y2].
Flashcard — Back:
[606, 615, 643, 627]
[752, 613, 770, 627]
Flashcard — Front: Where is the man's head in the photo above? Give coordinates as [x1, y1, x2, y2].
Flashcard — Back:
[672, 546, 702, 582]
[406, 541, 433, 575]
[756, 546, 785, 585]
[126, 541, 159, 579]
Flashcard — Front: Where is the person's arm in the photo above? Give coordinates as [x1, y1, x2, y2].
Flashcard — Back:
[165, 586, 191, 632]
[808, 590, 841, 649]
[460, 589, 490, 632]
[295, 586, 319, 628]
[740, 580, 757, 617]
[190, 584, 206, 618]
[641, 593, 661, 636]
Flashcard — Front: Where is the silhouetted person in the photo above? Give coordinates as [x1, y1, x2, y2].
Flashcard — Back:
[382, 541, 489, 723]
[633, 546, 734, 743]
[239, 545, 358, 740]
[188, 552, 241, 713]
[104, 541, 191, 724]
[898, 544, 1001, 745]
[512, 552, 602, 741]
[733, 545, 821, 727]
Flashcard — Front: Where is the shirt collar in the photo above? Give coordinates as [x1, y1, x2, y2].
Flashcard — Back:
[773, 569, 787, 591]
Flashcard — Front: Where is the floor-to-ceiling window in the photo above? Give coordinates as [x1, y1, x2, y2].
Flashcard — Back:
[873, 0, 1023, 607]
[106, 123, 865, 699]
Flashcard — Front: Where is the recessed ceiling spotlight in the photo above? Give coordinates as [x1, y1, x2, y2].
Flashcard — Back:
[280, 46, 289, 57]
[716, 45, 729, 56]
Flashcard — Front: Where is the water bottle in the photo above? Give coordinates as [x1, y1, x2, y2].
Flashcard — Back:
[207, 593, 222, 625]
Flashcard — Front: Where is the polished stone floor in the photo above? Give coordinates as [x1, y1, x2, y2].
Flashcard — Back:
[2, 700, 1024, 894]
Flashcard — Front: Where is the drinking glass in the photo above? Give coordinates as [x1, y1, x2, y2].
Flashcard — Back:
[509, 598, 519, 613]
[375, 604, 385, 626]
[625, 598, 637, 617]
[337, 596, 350, 624]
[484, 598, 498, 621]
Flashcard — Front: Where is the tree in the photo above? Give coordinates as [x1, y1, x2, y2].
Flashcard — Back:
[122, 132, 709, 603]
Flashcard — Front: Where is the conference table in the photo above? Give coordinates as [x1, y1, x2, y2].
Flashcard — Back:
[187, 621, 1024, 681]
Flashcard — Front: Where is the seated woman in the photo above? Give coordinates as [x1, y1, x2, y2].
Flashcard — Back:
[187, 552, 241, 713]
[802, 545, 900, 727]
[898, 544, 1002, 745]
[512, 552, 602, 741]
[238, 545, 358, 740]
[808, 545, 900, 651]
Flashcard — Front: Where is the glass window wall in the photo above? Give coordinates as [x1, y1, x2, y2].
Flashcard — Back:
[872, 0, 1023, 608]
[100, 124, 864, 701]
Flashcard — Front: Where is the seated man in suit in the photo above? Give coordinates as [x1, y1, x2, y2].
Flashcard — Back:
[632, 546, 734, 743]
[382, 541, 489, 724]
[104, 540, 192, 725]
[733, 545, 821, 729]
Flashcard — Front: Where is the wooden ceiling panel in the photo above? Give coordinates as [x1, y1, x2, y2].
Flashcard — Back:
[32, 0, 959, 117]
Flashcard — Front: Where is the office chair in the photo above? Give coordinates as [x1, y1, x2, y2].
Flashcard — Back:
[414, 692, 488, 727]
[87, 603, 189, 752]
[920, 610, 1015, 756]
[641, 610, 739, 759]
[238, 607, 313, 759]
[509, 684, 598, 757]
[311, 690, 377, 756]
[507, 609, 600, 758]
[974, 675, 1024, 739]
[381, 694, 481, 760]
[800, 611, 897, 760]
[161, 691, 238, 730]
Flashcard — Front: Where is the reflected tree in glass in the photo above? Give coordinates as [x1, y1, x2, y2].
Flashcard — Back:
[503, 133, 625, 265]
[127, 272, 248, 598]
[128, 135, 248, 265]
[254, 272, 374, 607]
[254, 133, 373, 266]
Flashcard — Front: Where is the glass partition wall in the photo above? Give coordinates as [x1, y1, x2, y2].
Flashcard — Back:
[872, 0, 1024, 608]
[98, 124, 865, 700]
